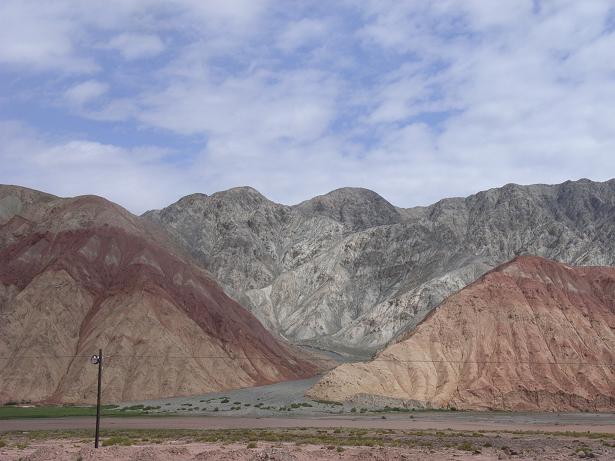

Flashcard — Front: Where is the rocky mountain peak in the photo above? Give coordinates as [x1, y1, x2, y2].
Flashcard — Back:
[211, 186, 270, 204]
[294, 187, 402, 230]
[0, 185, 57, 225]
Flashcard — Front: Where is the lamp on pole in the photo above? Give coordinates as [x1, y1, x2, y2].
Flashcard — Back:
[90, 349, 103, 448]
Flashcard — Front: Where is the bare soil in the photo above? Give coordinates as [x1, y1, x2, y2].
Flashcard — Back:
[0, 427, 614, 460]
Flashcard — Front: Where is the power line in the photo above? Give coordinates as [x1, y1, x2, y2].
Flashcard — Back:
[0, 354, 613, 366]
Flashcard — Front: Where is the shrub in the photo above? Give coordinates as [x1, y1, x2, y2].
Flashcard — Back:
[103, 436, 133, 447]
[122, 404, 145, 411]
[247, 442, 257, 449]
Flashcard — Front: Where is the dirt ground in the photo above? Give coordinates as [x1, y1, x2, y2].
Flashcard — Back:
[1, 428, 614, 460]
[2, 413, 615, 434]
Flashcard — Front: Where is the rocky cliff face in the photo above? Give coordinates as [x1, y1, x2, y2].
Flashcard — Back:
[307, 256, 615, 411]
[0, 185, 318, 404]
[145, 179, 615, 353]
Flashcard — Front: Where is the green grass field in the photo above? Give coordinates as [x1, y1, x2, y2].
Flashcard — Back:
[0, 404, 156, 419]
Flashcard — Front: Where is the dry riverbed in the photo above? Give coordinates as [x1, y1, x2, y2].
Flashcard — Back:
[1, 427, 614, 460]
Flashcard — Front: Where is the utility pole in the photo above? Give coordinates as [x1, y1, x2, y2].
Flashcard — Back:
[90, 349, 103, 448]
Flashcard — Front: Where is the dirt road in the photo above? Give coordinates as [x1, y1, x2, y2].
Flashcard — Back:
[2, 412, 614, 434]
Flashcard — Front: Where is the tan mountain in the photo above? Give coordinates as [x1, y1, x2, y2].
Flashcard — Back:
[0, 185, 319, 404]
[307, 256, 615, 411]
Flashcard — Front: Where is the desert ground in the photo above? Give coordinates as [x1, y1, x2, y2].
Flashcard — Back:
[2, 376, 615, 459]
[1, 426, 614, 460]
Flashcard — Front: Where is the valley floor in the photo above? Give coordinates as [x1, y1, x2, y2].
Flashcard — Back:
[1, 413, 615, 434]
[0, 426, 614, 460]
[2, 377, 614, 459]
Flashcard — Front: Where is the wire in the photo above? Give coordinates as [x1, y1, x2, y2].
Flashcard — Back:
[0, 355, 613, 366]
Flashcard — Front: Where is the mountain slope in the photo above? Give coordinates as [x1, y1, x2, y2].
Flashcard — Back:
[307, 256, 615, 411]
[145, 179, 615, 353]
[0, 185, 318, 404]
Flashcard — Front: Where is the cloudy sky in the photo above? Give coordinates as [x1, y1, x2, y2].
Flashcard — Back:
[1, 1, 614, 213]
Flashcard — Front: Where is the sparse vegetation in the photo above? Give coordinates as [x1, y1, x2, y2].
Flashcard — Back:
[313, 399, 343, 406]
[458, 441, 480, 453]
[0, 426, 611, 458]
[103, 436, 134, 446]
[122, 404, 145, 411]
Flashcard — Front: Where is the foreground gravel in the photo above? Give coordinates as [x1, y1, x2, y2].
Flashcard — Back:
[1, 428, 614, 460]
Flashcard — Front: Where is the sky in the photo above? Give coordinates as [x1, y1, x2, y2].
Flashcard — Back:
[1, 0, 614, 214]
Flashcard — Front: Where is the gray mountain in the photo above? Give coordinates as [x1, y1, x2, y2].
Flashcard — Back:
[144, 178, 615, 354]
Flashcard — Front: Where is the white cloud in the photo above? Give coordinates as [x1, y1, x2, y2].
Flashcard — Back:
[2, 0, 615, 212]
[0, 1, 95, 72]
[107, 33, 165, 60]
[0, 0, 268, 73]
[136, 68, 338, 143]
[0, 121, 191, 213]
[277, 18, 328, 52]
[65, 80, 109, 106]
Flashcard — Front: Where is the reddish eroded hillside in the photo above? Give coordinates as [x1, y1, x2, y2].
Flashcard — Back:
[0, 186, 318, 404]
[308, 256, 615, 411]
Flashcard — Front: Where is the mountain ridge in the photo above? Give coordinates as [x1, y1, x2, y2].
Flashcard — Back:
[144, 178, 615, 353]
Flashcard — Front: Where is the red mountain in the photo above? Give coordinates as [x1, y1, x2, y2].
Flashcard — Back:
[0, 186, 318, 404]
[309, 256, 615, 411]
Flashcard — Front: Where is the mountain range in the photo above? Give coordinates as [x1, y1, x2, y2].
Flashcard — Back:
[145, 178, 615, 354]
[2, 177, 615, 406]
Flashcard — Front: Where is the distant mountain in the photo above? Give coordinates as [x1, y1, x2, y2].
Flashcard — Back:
[0, 185, 318, 404]
[145, 179, 615, 354]
[307, 256, 615, 411]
